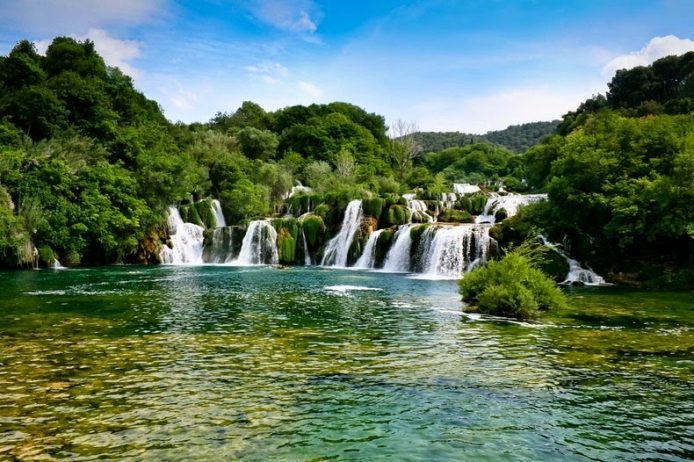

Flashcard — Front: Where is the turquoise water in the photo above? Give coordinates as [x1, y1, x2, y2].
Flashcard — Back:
[0, 266, 692, 460]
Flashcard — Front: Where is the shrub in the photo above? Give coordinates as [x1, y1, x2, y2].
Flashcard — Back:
[438, 209, 474, 223]
[459, 243, 566, 319]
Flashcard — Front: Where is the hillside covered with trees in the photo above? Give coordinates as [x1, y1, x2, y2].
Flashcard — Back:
[0, 38, 692, 287]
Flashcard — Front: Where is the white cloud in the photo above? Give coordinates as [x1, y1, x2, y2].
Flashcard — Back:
[247, 0, 319, 34]
[407, 85, 598, 133]
[245, 60, 289, 84]
[34, 29, 142, 78]
[602, 35, 694, 78]
[297, 81, 323, 98]
[0, 0, 165, 35]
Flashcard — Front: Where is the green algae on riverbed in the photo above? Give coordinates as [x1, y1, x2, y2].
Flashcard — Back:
[0, 266, 692, 460]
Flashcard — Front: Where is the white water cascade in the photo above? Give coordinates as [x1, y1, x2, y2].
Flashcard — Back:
[206, 227, 235, 263]
[235, 220, 279, 265]
[453, 183, 481, 195]
[418, 224, 492, 278]
[160, 206, 205, 265]
[538, 235, 607, 286]
[211, 199, 226, 228]
[404, 195, 433, 223]
[382, 224, 415, 272]
[354, 229, 384, 269]
[321, 200, 363, 267]
[476, 193, 547, 224]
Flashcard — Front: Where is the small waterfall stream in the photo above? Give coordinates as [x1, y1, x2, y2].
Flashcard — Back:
[211, 200, 226, 228]
[382, 225, 415, 272]
[538, 235, 607, 285]
[160, 207, 205, 265]
[476, 193, 547, 224]
[302, 229, 311, 266]
[235, 220, 279, 265]
[321, 200, 363, 267]
[354, 229, 384, 269]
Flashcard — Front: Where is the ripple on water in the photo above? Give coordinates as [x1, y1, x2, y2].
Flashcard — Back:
[0, 266, 692, 461]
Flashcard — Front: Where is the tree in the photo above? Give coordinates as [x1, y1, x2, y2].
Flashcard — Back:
[389, 119, 421, 180]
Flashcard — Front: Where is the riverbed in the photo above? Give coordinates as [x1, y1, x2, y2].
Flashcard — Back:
[0, 266, 691, 460]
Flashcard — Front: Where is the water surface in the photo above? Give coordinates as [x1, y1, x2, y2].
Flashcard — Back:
[0, 266, 692, 460]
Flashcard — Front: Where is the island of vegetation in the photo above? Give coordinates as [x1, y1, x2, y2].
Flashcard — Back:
[0, 37, 692, 298]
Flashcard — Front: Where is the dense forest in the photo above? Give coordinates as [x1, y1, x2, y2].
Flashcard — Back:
[0, 38, 692, 287]
[412, 120, 560, 153]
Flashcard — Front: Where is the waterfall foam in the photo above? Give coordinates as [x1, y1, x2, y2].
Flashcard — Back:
[321, 200, 363, 267]
[354, 229, 384, 269]
[418, 224, 492, 278]
[382, 225, 415, 272]
[476, 193, 547, 224]
[407, 199, 433, 223]
[538, 235, 607, 286]
[160, 206, 205, 265]
[211, 199, 226, 228]
[453, 183, 481, 195]
[235, 220, 279, 265]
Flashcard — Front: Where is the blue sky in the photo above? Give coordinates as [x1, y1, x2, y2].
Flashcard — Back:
[1, 0, 693, 133]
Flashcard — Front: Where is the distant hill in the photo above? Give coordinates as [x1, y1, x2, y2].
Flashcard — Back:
[413, 120, 560, 153]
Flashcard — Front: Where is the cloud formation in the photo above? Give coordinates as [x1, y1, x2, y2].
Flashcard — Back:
[0, 0, 165, 35]
[298, 81, 323, 98]
[602, 35, 694, 78]
[245, 61, 289, 84]
[248, 0, 319, 34]
[35, 29, 142, 78]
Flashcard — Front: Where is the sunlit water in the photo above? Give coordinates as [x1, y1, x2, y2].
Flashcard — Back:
[0, 266, 692, 461]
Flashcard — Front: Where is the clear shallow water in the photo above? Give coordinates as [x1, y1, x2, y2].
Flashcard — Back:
[0, 266, 692, 461]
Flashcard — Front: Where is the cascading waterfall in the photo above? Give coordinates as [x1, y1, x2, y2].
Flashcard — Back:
[160, 206, 205, 265]
[211, 199, 226, 228]
[453, 183, 481, 195]
[408, 199, 433, 223]
[354, 229, 384, 269]
[538, 235, 607, 285]
[321, 200, 363, 267]
[382, 225, 415, 272]
[50, 259, 64, 269]
[418, 224, 492, 278]
[440, 192, 457, 210]
[205, 227, 235, 263]
[476, 193, 547, 224]
[235, 220, 279, 265]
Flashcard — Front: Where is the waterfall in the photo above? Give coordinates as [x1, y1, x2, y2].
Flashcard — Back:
[235, 220, 279, 265]
[440, 192, 457, 210]
[406, 199, 433, 223]
[538, 235, 607, 286]
[321, 200, 363, 267]
[418, 224, 492, 278]
[453, 183, 480, 195]
[211, 199, 226, 228]
[354, 229, 384, 269]
[205, 226, 235, 263]
[476, 193, 547, 224]
[382, 224, 415, 272]
[50, 259, 64, 269]
[302, 229, 311, 266]
[160, 206, 205, 265]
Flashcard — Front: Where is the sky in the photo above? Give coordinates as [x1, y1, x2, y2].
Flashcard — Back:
[0, 0, 693, 133]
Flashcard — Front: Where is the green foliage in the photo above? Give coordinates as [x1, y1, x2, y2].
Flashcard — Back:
[235, 127, 278, 160]
[459, 243, 567, 319]
[438, 209, 473, 223]
[300, 215, 325, 249]
[374, 228, 395, 267]
[362, 197, 385, 219]
[458, 192, 489, 215]
[384, 205, 409, 226]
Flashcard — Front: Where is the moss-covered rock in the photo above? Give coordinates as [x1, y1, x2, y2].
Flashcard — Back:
[438, 209, 474, 223]
[179, 204, 203, 227]
[494, 208, 508, 222]
[301, 215, 325, 250]
[362, 197, 385, 219]
[374, 227, 396, 268]
[458, 192, 489, 215]
[384, 205, 409, 226]
[539, 249, 571, 283]
[276, 228, 296, 264]
[194, 198, 217, 229]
